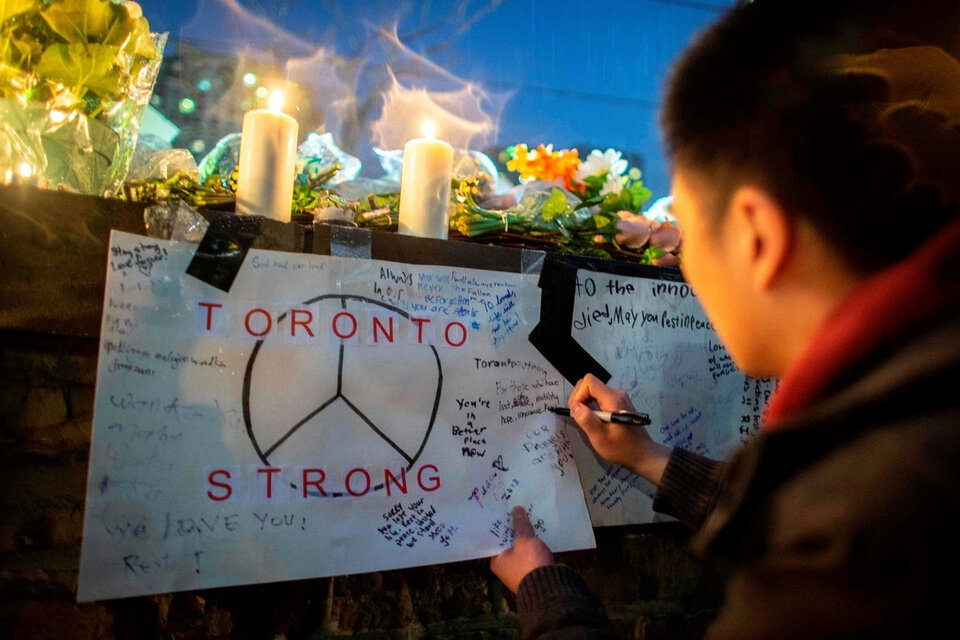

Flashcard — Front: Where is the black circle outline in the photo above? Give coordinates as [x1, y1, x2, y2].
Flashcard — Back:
[242, 294, 443, 498]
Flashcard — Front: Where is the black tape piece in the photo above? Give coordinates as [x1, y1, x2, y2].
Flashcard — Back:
[528, 253, 611, 385]
[185, 213, 261, 292]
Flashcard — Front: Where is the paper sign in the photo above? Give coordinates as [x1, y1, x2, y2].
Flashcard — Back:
[568, 270, 775, 526]
[77, 231, 595, 601]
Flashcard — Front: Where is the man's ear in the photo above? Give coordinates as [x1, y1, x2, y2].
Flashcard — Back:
[728, 186, 793, 291]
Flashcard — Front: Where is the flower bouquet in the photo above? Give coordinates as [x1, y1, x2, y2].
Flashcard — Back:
[451, 144, 681, 266]
[0, 0, 165, 195]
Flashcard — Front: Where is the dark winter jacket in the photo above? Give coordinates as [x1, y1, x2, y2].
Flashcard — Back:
[516, 217, 960, 639]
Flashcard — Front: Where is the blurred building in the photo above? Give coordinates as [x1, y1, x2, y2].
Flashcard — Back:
[151, 41, 319, 158]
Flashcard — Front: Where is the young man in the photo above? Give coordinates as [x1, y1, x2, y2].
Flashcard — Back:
[491, 1, 960, 637]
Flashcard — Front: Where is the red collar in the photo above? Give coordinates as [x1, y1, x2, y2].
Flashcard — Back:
[764, 216, 960, 429]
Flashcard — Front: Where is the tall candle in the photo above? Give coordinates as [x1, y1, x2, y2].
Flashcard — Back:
[398, 120, 454, 239]
[236, 90, 299, 222]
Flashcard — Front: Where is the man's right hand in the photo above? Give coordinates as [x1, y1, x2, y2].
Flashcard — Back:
[568, 374, 672, 486]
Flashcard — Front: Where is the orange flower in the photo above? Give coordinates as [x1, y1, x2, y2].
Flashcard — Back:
[507, 144, 580, 189]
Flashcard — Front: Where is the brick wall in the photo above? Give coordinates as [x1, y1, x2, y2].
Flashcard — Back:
[0, 185, 723, 639]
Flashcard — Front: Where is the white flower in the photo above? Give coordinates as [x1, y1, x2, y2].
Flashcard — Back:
[576, 148, 628, 181]
[599, 172, 623, 196]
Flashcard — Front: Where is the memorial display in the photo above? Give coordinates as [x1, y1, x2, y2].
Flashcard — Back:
[0, 0, 772, 607]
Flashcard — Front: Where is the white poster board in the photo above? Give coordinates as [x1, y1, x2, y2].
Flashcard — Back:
[568, 269, 775, 526]
[78, 231, 595, 601]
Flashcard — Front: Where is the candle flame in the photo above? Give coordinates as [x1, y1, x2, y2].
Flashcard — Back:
[268, 89, 285, 111]
[421, 119, 436, 139]
[18, 162, 32, 178]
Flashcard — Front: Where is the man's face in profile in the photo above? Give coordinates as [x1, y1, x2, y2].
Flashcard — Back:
[670, 168, 760, 376]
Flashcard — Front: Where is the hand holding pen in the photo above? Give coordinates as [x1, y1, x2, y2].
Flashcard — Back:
[562, 374, 672, 486]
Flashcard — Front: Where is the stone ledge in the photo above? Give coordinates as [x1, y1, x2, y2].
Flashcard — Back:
[0, 185, 308, 338]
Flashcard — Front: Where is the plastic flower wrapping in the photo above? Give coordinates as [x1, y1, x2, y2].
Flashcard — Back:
[0, 0, 165, 195]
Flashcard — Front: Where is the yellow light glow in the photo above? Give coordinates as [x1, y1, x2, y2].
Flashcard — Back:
[268, 90, 285, 111]
[18, 162, 32, 178]
[255, 86, 268, 99]
[125, 1, 143, 19]
[49, 110, 66, 124]
[421, 119, 436, 139]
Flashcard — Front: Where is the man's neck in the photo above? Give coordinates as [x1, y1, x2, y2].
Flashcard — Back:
[763, 229, 867, 377]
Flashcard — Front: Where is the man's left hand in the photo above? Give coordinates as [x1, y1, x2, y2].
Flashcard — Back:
[490, 505, 555, 593]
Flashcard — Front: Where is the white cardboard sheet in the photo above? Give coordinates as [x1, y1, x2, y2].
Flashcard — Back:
[568, 270, 775, 526]
[78, 231, 595, 601]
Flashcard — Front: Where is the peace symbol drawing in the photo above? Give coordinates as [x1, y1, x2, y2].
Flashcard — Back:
[242, 295, 443, 497]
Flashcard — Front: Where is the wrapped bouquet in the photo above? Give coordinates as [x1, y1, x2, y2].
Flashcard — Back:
[0, 0, 165, 195]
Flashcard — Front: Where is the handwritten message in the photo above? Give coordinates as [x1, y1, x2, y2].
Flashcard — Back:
[78, 232, 595, 601]
[569, 271, 775, 526]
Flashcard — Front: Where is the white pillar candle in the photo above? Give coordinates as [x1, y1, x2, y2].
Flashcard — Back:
[398, 121, 454, 239]
[236, 91, 299, 222]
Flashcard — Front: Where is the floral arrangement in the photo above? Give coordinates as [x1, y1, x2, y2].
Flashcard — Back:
[0, 0, 164, 194]
[452, 144, 681, 265]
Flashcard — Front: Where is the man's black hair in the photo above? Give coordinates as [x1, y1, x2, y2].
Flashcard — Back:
[662, 0, 960, 272]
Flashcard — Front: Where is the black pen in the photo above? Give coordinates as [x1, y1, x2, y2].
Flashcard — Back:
[549, 407, 652, 426]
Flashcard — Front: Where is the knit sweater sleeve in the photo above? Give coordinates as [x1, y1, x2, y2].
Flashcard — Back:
[651, 447, 727, 531]
[515, 565, 616, 640]
[512, 450, 726, 639]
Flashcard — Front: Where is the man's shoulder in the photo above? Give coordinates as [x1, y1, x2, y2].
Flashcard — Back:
[769, 411, 960, 548]
[772, 306, 960, 516]
[698, 308, 960, 560]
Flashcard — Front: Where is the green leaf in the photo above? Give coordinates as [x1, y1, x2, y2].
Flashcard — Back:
[0, 0, 35, 25]
[642, 245, 667, 264]
[583, 174, 605, 189]
[38, 42, 121, 97]
[540, 187, 569, 221]
[566, 245, 611, 259]
[627, 181, 652, 208]
[592, 214, 611, 228]
[597, 192, 622, 214]
[578, 174, 603, 198]
[41, 0, 117, 43]
[103, 13, 153, 59]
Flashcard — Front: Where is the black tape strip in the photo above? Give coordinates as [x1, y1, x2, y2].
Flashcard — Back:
[185, 213, 261, 292]
[528, 253, 611, 384]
